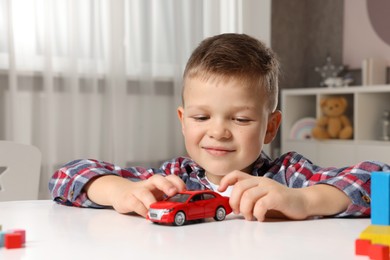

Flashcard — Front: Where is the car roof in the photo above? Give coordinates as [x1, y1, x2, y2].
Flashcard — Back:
[179, 190, 218, 196]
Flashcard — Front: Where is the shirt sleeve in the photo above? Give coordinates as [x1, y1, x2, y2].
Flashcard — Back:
[265, 152, 390, 217]
[48, 159, 167, 208]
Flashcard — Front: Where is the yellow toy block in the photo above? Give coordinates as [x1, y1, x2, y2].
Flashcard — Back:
[359, 225, 390, 246]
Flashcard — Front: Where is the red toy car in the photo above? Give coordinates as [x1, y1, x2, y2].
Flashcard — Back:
[147, 190, 232, 226]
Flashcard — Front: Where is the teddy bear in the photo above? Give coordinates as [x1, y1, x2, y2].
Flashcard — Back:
[311, 96, 353, 139]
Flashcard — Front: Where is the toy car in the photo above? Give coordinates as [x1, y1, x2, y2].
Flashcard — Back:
[147, 190, 232, 226]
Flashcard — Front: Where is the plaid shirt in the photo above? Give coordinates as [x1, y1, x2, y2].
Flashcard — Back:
[49, 151, 389, 217]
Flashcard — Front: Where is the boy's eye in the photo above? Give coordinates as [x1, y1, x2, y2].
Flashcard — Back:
[192, 116, 209, 121]
[234, 118, 252, 123]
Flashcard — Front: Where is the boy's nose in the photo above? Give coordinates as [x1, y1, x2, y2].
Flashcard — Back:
[207, 121, 232, 140]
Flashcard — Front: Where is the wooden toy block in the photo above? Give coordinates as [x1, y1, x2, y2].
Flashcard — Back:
[370, 244, 390, 260]
[4, 233, 22, 249]
[359, 225, 390, 246]
[371, 172, 390, 225]
[355, 238, 372, 256]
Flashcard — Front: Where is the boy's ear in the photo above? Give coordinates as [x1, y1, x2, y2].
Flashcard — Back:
[177, 106, 185, 133]
[264, 110, 282, 144]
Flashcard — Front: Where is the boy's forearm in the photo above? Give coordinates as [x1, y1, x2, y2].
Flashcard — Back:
[84, 175, 132, 206]
[301, 184, 351, 217]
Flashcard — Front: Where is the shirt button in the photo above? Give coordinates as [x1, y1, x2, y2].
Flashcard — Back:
[362, 195, 370, 204]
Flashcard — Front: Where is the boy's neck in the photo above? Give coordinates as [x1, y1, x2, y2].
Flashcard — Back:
[205, 172, 222, 185]
[205, 163, 255, 185]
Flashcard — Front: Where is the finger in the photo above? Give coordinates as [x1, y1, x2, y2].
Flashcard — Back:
[134, 188, 160, 209]
[253, 194, 286, 221]
[253, 198, 269, 222]
[130, 198, 150, 218]
[229, 178, 259, 214]
[165, 174, 186, 192]
[219, 170, 252, 192]
[240, 186, 269, 221]
[114, 193, 150, 218]
[145, 174, 179, 197]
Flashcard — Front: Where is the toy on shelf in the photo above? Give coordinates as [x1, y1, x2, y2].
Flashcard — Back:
[355, 172, 390, 260]
[147, 190, 232, 226]
[289, 117, 317, 140]
[311, 96, 353, 140]
[381, 111, 390, 141]
[314, 55, 347, 88]
[0, 227, 26, 249]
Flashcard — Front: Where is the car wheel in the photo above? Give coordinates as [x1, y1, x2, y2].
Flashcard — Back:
[214, 206, 226, 221]
[174, 211, 186, 226]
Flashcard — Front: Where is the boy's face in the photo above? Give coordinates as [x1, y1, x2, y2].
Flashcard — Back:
[177, 76, 281, 184]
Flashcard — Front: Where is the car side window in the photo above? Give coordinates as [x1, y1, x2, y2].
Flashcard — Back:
[190, 194, 203, 202]
[203, 193, 216, 200]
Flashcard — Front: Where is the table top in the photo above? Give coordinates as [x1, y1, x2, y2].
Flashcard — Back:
[0, 200, 370, 260]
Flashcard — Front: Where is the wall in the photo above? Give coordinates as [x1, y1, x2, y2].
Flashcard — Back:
[241, 0, 271, 46]
[271, 0, 344, 90]
[270, 0, 390, 153]
[343, 0, 390, 69]
[270, 0, 344, 152]
[271, 0, 390, 91]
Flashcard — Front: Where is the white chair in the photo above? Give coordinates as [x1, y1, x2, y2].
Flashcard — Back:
[0, 141, 41, 201]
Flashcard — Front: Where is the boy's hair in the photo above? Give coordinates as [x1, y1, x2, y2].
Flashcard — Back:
[183, 33, 280, 111]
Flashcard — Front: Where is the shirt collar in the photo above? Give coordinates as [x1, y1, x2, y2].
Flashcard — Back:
[185, 152, 268, 179]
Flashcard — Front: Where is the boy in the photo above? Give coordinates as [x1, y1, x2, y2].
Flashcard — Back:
[49, 33, 389, 221]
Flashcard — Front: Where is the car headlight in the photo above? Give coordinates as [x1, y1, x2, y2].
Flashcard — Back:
[162, 208, 174, 214]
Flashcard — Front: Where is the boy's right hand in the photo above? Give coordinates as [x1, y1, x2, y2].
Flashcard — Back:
[84, 174, 186, 217]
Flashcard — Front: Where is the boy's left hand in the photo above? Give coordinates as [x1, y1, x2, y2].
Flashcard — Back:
[218, 171, 309, 221]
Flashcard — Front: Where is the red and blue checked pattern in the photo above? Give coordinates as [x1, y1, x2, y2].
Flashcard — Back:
[49, 151, 390, 217]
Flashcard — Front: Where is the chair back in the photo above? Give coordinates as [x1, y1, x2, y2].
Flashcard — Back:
[0, 141, 41, 201]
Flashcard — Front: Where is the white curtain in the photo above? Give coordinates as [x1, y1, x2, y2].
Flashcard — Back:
[0, 0, 271, 199]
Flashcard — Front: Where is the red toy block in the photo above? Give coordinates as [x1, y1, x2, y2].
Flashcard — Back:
[9, 229, 26, 244]
[4, 233, 22, 249]
[355, 238, 372, 256]
[370, 244, 390, 260]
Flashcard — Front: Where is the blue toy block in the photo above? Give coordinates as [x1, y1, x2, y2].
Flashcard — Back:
[371, 171, 390, 225]
[0, 231, 6, 247]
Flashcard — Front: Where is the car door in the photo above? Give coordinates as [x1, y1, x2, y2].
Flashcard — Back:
[202, 193, 217, 217]
[187, 194, 205, 220]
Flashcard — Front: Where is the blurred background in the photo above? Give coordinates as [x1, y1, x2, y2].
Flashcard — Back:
[0, 0, 389, 199]
[0, 0, 270, 199]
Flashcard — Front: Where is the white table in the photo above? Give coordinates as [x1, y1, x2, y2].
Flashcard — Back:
[0, 200, 370, 260]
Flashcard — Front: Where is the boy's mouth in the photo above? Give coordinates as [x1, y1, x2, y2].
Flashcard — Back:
[202, 146, 235, 156]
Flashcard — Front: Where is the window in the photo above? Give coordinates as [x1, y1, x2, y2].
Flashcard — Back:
[203, 193, 216, 200]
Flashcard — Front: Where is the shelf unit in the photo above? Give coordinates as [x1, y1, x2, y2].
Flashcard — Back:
[281, 85, 390, 167]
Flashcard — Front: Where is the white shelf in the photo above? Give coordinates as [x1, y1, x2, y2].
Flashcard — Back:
[281, 85, 390, 167]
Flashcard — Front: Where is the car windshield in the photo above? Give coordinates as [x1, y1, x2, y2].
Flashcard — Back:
[167, 194, 190, 203]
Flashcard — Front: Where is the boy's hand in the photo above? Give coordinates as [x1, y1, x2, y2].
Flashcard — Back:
[85, 174, 186, 218]
[218, 171, 309, 221]
[218, 170, 350, 221]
